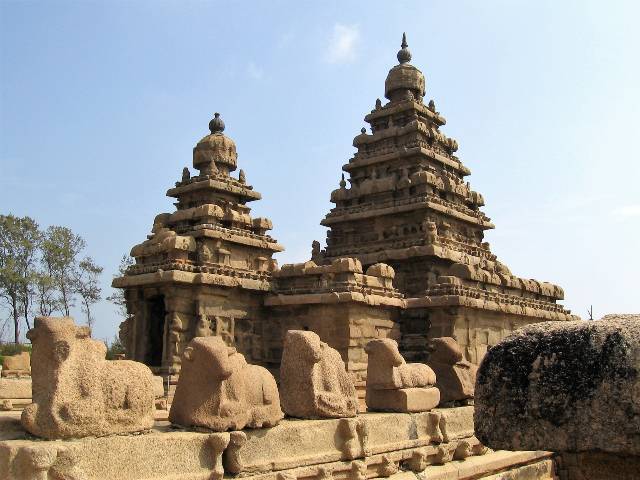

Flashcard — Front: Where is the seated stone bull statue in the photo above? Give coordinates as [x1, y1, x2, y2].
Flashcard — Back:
[21, 316, 155, 439]
[427, 337, 477, 405]
[365, 338, 440, 412]
[169, 336, 283, 431]
[281, 330, 358, 418]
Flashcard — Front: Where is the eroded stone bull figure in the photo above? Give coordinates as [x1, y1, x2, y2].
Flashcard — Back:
[21, 316, 155, 439]
[280, 330, 358, 418]
[169, 336, 283, 431]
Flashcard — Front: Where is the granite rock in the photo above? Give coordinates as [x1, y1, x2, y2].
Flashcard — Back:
[169, 336, 283, 430]
[280, 330, 358, 418]
[475, 316, 640, 454]
[21, 316, 155, 439]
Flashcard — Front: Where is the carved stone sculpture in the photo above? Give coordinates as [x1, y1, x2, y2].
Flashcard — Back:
[364, 338, 439, 412]
[21, 316, 155, 439]
[427, 337, 477, 405]
[280, 330, 358, 419]
[169, 336, 283, 431]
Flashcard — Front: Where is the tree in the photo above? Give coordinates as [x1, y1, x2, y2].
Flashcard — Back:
[34, 271, 59, 317]
[41, 226, 86, 316]
[0, 215, 41, 343]
[75, 256, 103, 331]
[106, 254, 134, 320]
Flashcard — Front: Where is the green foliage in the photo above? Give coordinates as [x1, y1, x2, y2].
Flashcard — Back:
[0, 214, 104, 342]
[75, 257, 103, 330]
[106, 254, 134, 321]
[41, 226, 86, 317]
[105, 335, 125, 360]
[0, 214, 41, 342]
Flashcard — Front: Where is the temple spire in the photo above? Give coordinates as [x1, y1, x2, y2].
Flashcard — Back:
[397, 32, 412, 64]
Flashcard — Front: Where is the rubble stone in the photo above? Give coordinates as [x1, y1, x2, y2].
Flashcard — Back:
[21, 316, 155, 439]
[475, 316, 640, 455]
[169, 336, 283, 431]
[280, 330, 358, 418]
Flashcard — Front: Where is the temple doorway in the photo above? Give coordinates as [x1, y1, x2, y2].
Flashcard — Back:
[145, 295, 166, 367]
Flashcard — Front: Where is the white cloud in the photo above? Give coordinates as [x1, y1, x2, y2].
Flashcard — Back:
[247, 62, 264, 80]
[325, 24, 360, 64]
[612, 204, 640, 217]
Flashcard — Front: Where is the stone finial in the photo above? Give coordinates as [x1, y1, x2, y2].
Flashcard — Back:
[239, 168, 246, 184]
[339, 173, 347, 189]
[169, 336, 283, 431]
[397, 33, 412, 64]
[209, 112, 225, 134]
[21, 316, 155, 439]
[280, 330, 358, 419]
[364, 338, 439, 412]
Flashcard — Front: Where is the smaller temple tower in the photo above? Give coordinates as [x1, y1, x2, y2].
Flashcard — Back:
[114, 114, 283, 375]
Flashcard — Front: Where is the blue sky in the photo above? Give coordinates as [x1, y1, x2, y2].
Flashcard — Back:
[1, 1, 639, 342]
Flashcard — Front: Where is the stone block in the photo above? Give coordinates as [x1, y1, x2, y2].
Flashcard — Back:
[0, 379, 31, 400]
[1, 352, 30, 378]
[366, 387, 440, 413]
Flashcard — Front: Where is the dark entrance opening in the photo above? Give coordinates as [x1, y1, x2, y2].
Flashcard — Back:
[145, 295, 166, 367]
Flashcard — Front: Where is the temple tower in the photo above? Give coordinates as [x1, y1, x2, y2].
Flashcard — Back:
[114, 114, 283, 375]
[319, 35, 577, 363]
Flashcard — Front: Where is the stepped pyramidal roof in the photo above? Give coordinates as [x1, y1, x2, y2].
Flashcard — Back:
[316, 34, 575, 323]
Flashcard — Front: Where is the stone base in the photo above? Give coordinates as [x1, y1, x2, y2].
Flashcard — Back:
[366, 387, 440, 413]
[0, 407, 554, 480]
[0, 378, 31, 412]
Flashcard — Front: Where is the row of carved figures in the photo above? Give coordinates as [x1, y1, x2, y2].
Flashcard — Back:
[20, 316, 476, 440]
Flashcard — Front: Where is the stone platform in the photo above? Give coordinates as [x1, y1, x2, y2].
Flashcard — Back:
[0, 407, 555, 480]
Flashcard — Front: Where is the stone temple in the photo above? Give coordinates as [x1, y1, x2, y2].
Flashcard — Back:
[113, 35, 577, 404]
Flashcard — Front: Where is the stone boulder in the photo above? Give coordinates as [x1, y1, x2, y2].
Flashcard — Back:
[280, 330, 358, 418]
[475, 317, 640, 455]
[427, 337, 477, 405]
[169, 336, 283, 431]
[365, 338, 440, 412]
[21, 316, 155, 439]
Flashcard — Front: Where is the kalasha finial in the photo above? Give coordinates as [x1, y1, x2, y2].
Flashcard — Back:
[209, 112, 225, 134]
[339, 173, 347, 189]
[397, 32, 412, 64]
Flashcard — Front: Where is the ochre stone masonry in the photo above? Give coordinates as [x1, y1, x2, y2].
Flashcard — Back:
[113, 35, 577, 405]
